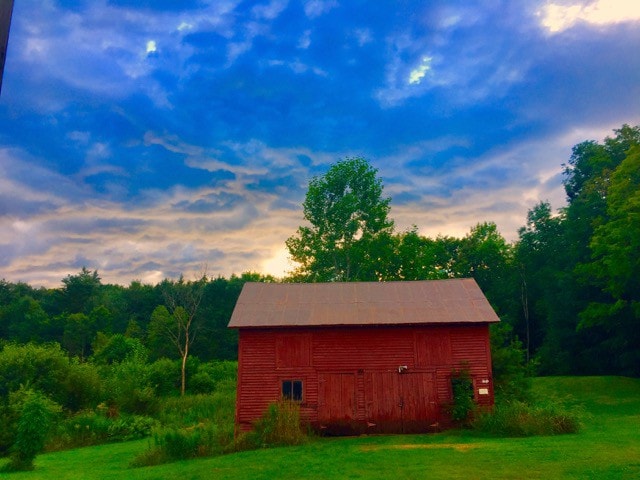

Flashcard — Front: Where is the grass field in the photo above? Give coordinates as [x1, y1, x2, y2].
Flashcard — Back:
[1, 376, 639, 480]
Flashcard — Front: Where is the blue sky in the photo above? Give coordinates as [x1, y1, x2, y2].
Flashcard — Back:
[1, 0, 639, 287]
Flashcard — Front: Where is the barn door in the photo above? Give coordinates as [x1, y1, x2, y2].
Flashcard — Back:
[365, 370, 436, 433]
[318, 373, 357, 431]
[364, 371, 400, 432]
[400, 372, 437, 433]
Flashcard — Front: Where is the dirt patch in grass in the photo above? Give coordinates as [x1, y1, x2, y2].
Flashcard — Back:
[359, 443, 481, 453]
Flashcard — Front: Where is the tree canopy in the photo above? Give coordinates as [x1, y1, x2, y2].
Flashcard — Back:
[286, 157, 394, 281]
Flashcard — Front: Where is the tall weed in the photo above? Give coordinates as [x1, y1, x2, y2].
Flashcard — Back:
[131, 387, 237, 467]
[236, 400, 309, 450]
[472, 397, 585, 436]
[48, 411, 157, 450]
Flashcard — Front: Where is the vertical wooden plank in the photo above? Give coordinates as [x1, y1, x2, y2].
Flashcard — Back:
[318, 373, 356, 421]
[401, 372, 437, 433]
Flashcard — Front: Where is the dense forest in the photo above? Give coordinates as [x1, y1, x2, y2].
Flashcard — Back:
[1, 124, 638, 378]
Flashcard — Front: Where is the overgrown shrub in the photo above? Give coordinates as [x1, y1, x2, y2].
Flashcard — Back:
[472, 398, 584, 436]
[449, 368, 475, 425]
[156, 380, 235, 428]
[148, 358, 181, 396]
[187, 360, 238, 394]
[188, 371, 216, 394]
[237, 400, 308, 450]
[3, 389, 59, 472]
[92, 334, 148, 365]
[107, 414, 158, 441]
[490, 323, 534, 402]
[48, 411, 157, 450]
[62, 361, 103, 412]
[0, 387, 61, 460]
[104, 360, 158, 415]
[130, 423, 226, 467]
[131, 388, 236, 467]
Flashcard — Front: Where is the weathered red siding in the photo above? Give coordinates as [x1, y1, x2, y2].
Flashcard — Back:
[235, 324, 493, 433]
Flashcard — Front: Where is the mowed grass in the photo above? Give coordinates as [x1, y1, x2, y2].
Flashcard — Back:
[2, 376, 639, 480]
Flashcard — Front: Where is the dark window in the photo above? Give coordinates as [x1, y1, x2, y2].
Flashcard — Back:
[282, 380, 303, 401]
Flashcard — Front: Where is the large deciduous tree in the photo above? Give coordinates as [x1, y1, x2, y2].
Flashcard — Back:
[286, 157, 395, 281]
[579, 145, 640, 375]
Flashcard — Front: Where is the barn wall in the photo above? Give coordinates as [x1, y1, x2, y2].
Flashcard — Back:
[236, 324, 493, 433]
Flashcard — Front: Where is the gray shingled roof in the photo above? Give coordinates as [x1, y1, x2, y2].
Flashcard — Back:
[228, 278, 500, 328]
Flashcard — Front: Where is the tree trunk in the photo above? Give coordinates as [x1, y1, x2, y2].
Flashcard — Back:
[181, 332, 189, 396]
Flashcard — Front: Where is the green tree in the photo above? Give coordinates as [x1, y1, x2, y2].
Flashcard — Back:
[3, 296, 49, 343]
[147, 305, 178, 361]
[514, 202, 570, 366]
[92, 333, 147, 365]
[286, 157, 395, 282]
[0, 343, 100, 412]
[578, 146, 640, 375]
[4, 389, 59, 471]
[62, 312, 94, 361]
[392, 227, 459, 281]
[455, 222, 512, 307]
[561, 125, 640, 374]
[60, 267, 102, 314]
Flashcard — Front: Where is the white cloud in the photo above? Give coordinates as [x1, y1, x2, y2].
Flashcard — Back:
[146, 40, 157, 54]
[303, 0, 338, 19]
[298, 29, 312, 49]
[252, 0, 288, 20]
[539, 0, 640, 33]
[408, 56, 432, 85]
[353, 28, 372, 46]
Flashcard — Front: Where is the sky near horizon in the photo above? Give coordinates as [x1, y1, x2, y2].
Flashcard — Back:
[1, 0, 639, 287]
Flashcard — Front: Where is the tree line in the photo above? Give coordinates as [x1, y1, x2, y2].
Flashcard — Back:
[285, 125, 640, 377]
[1, 124, 639, 378]
[0, 271, 274, 365]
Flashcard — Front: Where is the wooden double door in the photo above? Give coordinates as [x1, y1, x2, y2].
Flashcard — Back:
[318, 370, 437, 434]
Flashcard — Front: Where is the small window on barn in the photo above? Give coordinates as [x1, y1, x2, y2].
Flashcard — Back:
[282, 380, 303, 401]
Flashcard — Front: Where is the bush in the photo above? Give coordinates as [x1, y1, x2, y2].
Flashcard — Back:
[131, 389, 237, 467]
[0, 387, 61, 459]
[0, 343, 73, 409]
[449, 368, 475, 425]
[237, 400, 308, 450]
[188, 371, 216, 394]
[104, 360, 158, 415]
[131, 423, 226, 467]
[187, 360, 237, 395]
[49, 411, 157, 450]
[107, 414, 158, 441]
[3, 390, 59, 472]
[148, 358, 181, 397]
[157, 384, 235, 428]
[490, 323, 534, 403]
[49, 411, 111, 449]
[0, 343, 101, 413]
[63, 361, 103, 412]
[92, 334, 148, 365]
[472, 398, 584, 436]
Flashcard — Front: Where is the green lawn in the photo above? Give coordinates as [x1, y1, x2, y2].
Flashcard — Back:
[2, 377, 639, 480]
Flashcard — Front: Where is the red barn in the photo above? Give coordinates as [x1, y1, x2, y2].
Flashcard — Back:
[228, 278, 499, 434]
